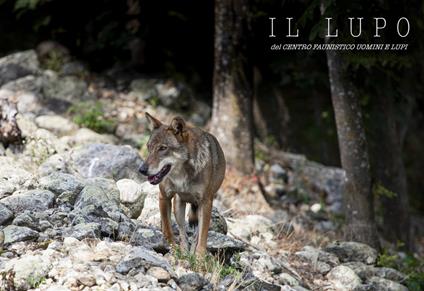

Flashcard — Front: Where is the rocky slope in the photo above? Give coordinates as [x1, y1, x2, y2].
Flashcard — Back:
[0, 50, 411, 291]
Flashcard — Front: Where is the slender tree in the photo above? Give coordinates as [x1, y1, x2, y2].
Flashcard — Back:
[210, 0, 254, 174]
[370, 76, 411, 249]
[324, 48, 380, 248]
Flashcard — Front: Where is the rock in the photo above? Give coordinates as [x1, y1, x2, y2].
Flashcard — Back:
[138, 183, 162, 226]
[35, 115, 78, 135]
[0, 50, 39, 86]
[77, 274, 96, 287]
[177, 273, 209, 291]
[237, 272, 281, 291]
[0, 229, 4, 252]
[68, 222, 101, 239]
[6, 254, 51, 290]
[69, 143, 143, 181]
[270, 163, 287, 181]
[61, 61, 88, 76]
[356, 276, 408, 291]
[2, 89, 42, 118]
[0, 203, 13, 225]
[116, 246, 172, 274]
[324, 241, 378, 265]
[130, 227, 169, 253]
[211, 207, 228, 235]
[0, 157, 36, 198]
[73, 180, 125, 223]
[147, 267, 171, 283]
[42, 75, 88, 105]
[3, 225, 39, 244]
[327, 265, 362, 291]
[117, 179, 146, 218]
[343, 262, 406, 282]
[374, 267, 406, 282]
[23, 129, 66, 164]
[227, 214, 274, 240]
[0, 189, 55, 214]
[279, 273, 300, 286]
[62, 128, 118, 146]
[130, 78, 159, 100]
[39, 172, 84, 197]
[310, 203, 322, 213]
[38, 154, 69, 176]
[207, 231, 245, 254]
[2, 75, 43, 95]
[295, 246, 339, 274]
[12, 212, 40, 230]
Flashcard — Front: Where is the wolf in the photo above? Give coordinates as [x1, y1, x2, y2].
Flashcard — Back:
[139, 113, 226, 256]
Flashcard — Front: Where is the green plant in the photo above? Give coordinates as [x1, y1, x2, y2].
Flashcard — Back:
[43, 51, 66, 72]
[377, 249, 424, 291]
[68, 101, 116, 134]
[254, 148, 268, 162]
[27, 275, 46, 288]
[173, 246, 242, 282]
[147, 95, 160, 108]
[373, 182, 397, 199]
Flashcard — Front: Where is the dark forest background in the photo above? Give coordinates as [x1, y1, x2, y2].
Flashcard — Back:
[0, 0, 423, 251]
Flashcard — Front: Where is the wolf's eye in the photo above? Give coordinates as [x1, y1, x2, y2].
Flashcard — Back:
[159, 145, 168, 151]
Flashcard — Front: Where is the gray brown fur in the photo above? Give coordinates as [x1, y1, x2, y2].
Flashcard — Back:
[141, 113, 226, 255]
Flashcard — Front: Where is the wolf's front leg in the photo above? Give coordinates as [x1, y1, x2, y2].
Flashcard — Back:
[173, 195, 189, 252]
[159, 190, 174, 245]
[195, 198, 213, 256]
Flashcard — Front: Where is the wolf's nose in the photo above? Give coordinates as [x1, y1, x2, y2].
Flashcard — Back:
[139, 163, 149, 176]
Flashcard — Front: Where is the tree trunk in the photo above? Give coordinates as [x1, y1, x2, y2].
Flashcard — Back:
[0, 96, 22, 146]
[370, 80, 411, 249]
[325, 49, 380, 249]
[253, 67, 290, 149]
[210, 0, 254, 174]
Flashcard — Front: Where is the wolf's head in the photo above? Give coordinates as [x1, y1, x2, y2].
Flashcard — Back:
[139, 112, 189, 185]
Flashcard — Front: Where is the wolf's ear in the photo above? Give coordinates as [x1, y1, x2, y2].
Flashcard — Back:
[145, 112, 162, 130]
[169, 116, 186, 136]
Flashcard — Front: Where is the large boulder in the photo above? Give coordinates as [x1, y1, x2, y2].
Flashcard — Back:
[61, 128, 118, 146]
[42, 75, 89, 109]
[343, 262, 406, 282]
[35, 115, 78, 136]
[324, 241, 378, 265]
[326, 265, 362, 291]
[295, 246, 340, 275]
[117, 179, 146, 219]
[39, 172, 85, 197]
[0, 189, 55, 214]
[228, 214, 274, 240]
[0, 203, 14, 225]
[129, 227, 169, 253]
[177, 273, 210, 291]
[0, 50, 40, 86]
[69, 143, 143, 182]
[115, 246, 173, 274]
[38, 154, 69, 177]
[3, 225, 39, 244]
[355, 277, 408, 291]
[73, 179, 124, 222]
